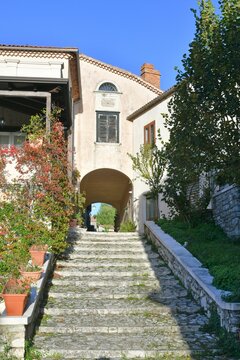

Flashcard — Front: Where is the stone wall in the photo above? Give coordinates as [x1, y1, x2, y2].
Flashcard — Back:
[212, 185, 240, 239]
[144, 221, 240, 334]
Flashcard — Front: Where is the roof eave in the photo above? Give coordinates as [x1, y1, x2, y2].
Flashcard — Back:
[127, 86, 176, 121]
[0, 45, 79, 53]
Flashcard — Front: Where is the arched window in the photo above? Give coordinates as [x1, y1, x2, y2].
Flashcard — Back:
[98, 82, 118, 92]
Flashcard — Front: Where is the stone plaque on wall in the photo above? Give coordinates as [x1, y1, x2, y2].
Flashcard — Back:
[95, 92, 120, 111]
[101, 93, 116, 107]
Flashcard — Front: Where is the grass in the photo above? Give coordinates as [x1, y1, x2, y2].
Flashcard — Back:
[40, 313, 52, 325]
[25, 341, 42, 360]
[157, 218, 240, 301]
[0, 344, 18, 360]
[202, 308, 240, 358]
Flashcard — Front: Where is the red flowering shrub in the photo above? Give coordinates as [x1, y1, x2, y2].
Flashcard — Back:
[0, 108, 84, 286]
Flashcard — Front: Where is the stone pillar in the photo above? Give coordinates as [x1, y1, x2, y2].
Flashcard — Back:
[212, 185, 240, 239]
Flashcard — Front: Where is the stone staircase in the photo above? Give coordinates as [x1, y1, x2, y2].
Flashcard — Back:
[33, 229, 224, 359]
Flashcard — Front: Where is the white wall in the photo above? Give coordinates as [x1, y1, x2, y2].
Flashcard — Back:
[132, 96, 172, 232]
[74, 59, 158, 181]
[0, 56, 69, 79]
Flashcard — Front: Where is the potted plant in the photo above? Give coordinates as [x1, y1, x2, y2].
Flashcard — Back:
[29, 244, 48, 266]
[20, 262, 42, 282]
[0, 278, 30, 316]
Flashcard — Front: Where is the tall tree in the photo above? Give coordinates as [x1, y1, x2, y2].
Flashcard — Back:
[164, 0, 240, 218]
[96, 204, 116, 228]
[128, 142, 166, 199]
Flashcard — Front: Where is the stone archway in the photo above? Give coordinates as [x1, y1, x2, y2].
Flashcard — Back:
[80, 168, 133, 230]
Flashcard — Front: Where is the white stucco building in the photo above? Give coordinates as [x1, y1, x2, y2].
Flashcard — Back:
[0, 44, 174, 231]
[127, 88, 174, 231]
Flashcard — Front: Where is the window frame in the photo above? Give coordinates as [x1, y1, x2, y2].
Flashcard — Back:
[96, 111, 120, 144]
[0, 131, 26, 148]
[144, 120, 156, 145]
[98, 82, 118, 92]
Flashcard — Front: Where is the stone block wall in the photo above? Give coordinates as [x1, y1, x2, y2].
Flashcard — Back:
[144, 221, 240, 334]
[212, 185, 240, 239]
[0, 254, 55, 359]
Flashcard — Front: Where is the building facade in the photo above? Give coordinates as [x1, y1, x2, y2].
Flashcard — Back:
[0, 44, 172, 231]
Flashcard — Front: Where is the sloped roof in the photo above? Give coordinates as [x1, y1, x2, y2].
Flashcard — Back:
[79, 54, 163, 96]
[0, 44, 80, 101]
[127, 86, 176, 121]
[0, 44, 78, 58]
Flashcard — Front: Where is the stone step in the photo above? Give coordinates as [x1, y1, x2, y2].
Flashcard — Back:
[70, 240, 144, 246]
[44, 297, 201, 314]
[48, 287, 188, 300]
[57, 257, 161, 265]
[69, 245, 149, 252]
[33, 230, 224, 360]
[44, 307, 177, 316]
[38, 324, 202, 334]
[53, 268, 170, 278]
[55, 266, 171, 279]
[80, 231, 140, 237]
[51, 277, 162, 288]
[72, 233, 142, 241]
[66, 248, 150, 255]
[49, 277, 182, 294]
[34, 332, 217, 354]
[56, 260, 164, 268]
[67, 253, 159, 260]
[37, 348, 214, 360]
[39, 311, 207, 329]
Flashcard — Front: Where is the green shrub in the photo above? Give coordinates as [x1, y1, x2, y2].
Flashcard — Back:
[157, 218, 240, 301]
[202, 308, 240, 358]
[119, 220, 136, 232]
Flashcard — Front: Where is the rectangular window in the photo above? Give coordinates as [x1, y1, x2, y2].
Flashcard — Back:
[96, 111, 119, 143]
[0, 132, 25, 147]
[144, 121, 155, 145]
[146, 193, 158, 221]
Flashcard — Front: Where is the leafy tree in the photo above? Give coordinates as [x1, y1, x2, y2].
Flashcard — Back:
[128, 140, 166, 199]
[163, 0, 240, 219]
[96, 204, 116, 228]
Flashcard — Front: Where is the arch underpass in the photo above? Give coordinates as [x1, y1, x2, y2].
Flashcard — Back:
[80, 168, 133, 230]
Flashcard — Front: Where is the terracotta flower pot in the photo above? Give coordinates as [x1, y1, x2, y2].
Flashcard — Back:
[29, 245, 47, 266]
[1, 279, 29, 316]
[20, 269, 42, 282]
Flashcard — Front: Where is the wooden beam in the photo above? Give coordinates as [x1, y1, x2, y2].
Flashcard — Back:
[0, 90, 51, 98]
[0, 90, 52, 133]
[46, 94, 51, 135]
[0, 98, 40, 112]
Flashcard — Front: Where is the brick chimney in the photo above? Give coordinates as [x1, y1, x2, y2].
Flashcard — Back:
[141, 63, 160, 88]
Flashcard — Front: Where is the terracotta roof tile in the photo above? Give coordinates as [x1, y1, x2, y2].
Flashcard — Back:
[79, 54, 163, 96]
[0, 44, 78, 59]
[127, 86, 176, 121]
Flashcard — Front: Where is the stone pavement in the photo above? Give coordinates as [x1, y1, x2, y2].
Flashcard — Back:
[33, 229, 227, 359]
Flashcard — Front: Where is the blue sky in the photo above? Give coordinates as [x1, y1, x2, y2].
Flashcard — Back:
[1, 0, 219, 90]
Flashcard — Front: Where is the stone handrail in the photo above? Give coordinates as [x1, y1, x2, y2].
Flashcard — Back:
[144, 221, 240, 333]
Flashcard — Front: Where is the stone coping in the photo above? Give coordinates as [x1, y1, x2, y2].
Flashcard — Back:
[0, 253, 54, 325]
[145, 221, 240, 311]
[74, 228, 139, 237]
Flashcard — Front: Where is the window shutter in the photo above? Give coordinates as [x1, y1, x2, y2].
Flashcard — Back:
[97, 114, 108, 142]
[108, 114, 118, 143]
[96, 111, 119, 143]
